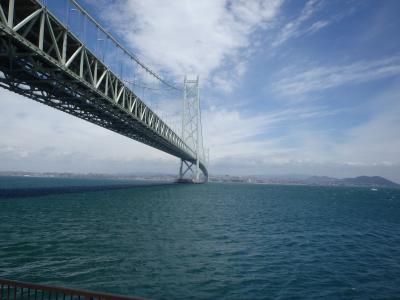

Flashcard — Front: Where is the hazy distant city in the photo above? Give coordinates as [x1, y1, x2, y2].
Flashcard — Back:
[1, 171, 398, 189]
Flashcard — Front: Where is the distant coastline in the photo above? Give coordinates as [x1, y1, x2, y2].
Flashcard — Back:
[0, 171, 399, 189]
[210, 174, 400, 188]
[0, 171, 172, 182]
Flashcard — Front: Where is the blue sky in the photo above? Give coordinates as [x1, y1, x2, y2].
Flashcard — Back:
[1, 0, 400, 181]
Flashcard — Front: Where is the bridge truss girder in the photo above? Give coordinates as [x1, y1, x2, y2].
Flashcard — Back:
[0, 0, 208, 180]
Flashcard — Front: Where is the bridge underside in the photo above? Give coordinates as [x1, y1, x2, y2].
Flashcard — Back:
[0, 0, 208, 180]
[0, 34, 190, 160]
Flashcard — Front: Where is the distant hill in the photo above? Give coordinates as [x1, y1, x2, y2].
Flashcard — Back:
[210, 174, 400, 188]
[304, 175, 399, 188]
[2, 171, 399, 188]
[340, 176, 399, 188]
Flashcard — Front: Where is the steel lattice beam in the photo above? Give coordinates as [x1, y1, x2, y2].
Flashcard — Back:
[0, 0, 208, 179]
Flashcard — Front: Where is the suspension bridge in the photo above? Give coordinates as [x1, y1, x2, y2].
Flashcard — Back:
[0, 0, 208, 182]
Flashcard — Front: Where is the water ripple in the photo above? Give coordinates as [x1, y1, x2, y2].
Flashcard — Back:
[1, 180, 400, 299]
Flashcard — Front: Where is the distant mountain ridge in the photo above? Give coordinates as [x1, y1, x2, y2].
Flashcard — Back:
[1, 171, 399, 188]
[303, 176, 399, 188]
[210, 174, 399, 188]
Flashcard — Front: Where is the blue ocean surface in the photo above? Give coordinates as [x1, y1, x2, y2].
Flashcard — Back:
[0, 175, 162, 189]
[1, 176, 400, 299]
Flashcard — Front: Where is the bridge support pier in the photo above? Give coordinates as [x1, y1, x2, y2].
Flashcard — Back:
[177, 159, 205, 183]
[177, 159, 194, 183]
[177, 75, 207, 183]
[179, 160, 193, 179]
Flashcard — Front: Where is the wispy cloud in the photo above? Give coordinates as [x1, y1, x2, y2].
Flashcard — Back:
[304, 19, 330, 35]
[211, 83, 400, 181]
[273, 55, 400, 96]
[273, 0, 326, 46]
[204, 105, 344, 159]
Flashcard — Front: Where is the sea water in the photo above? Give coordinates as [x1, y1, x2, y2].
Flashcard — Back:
[1, 176, 400, 299]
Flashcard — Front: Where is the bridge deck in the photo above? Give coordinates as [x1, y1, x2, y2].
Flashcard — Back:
[0, 0, 208, 178]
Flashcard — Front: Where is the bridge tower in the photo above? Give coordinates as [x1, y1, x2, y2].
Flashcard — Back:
[178, 76, 205, 183]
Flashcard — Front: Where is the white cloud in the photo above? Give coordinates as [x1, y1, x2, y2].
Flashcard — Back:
[211, 59, 249, 93]
[0, 91, 178, 173]
[273, 55, 400, 97]
[92, 0, 282, 82]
